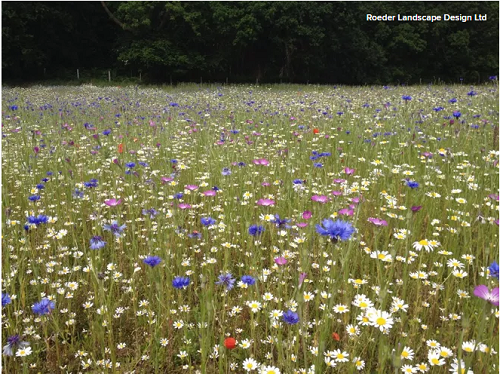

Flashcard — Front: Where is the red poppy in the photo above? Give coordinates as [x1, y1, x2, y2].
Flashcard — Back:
[313, 128, 319, 134]
[224, 337, 236, 349]
[332, 332, 340, 341]
[118, 143, 124, 154]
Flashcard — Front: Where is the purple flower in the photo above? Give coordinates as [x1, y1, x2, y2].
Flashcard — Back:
[32, 298, 55, 315]
[282, 310, 299, 325]
[216, 273, 236, 290]
[344, 167, 355, 175]
[368, 217, 388, 226]
[473, 285, 499, 306]
[143, 256, 162, 267]
[411, 206, 422, 212]
[302, 211, 312, 220]
[222, 167, 232, 176]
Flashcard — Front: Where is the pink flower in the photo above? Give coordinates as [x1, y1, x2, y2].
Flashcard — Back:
[474, 285, 499, 306]
[202, 190, 216, 196]
[253, 158, 269, 166]
[161, 177, 174, 183]
[296, 222, 308, 228]
[344, 167, 355, 175]
[257, 198, 275, 206]
[299, 272, 307, 286]
[185, 185, 199, 191]
[351, 196, 361, 204]
[311, 195, 329, 203]
[302, 211, 312, 220]
[338, 208, 354, 216]
[333, 179, 346, 184]
[368, 217, 388, 226]
[104, 199, 122, 207]
[261, 182, 270, 187]
[178, 203, 191, 209]
[274, 257, 288, 266]
[331, 191, 342, 196]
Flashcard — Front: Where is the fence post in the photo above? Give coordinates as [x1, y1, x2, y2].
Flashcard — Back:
[77, 69, 80, 80]
[108, 70, 111, 82]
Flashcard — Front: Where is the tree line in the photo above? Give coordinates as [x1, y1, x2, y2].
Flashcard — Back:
[2, 1, 498, 85]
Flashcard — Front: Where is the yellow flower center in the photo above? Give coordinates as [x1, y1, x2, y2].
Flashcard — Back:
[376, 317, 386, 326]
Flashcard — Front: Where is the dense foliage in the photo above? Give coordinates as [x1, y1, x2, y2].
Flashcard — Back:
[2, 1, 499, 84]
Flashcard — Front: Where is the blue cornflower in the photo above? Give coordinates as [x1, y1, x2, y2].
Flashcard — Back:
[89, 236, 106, 250]
[489, 76, 498, 81]
[406, 180, 419, 189]
[103, 221, 126, 237]
[2, 335, 29, 356]
[188, 231, 202, 239]
[32, 298, 55, 315]
[9, 105, 18, 111]
[46, 172, 53, 176]
[316, 219, 355, 241]
[313, 163, 323, 168]
[125, 162, 136, 168]
[102, 129, 112, 135]
[84, 179, 98, 188]
[489, 261, 499, 279]
[467, 91, 477, 96]
[143, 256, 162, 268]
[402, 95, 412, 101]
[170, 102, 179, 107]
[453, 111, 461, 118]
[27, 215, 48, 226]
[241, 275, 256, 286]
[238, 162, 246, 167]
[142, 208, 158, 219]
[36, 184, 45, 190]
[216, 273, 236, 290]
[2, 293, 12, 308]
[248, 225, 265, 236]
[201, 217, 216, 227]
[449, 98, 457, 104]
[28, 195, 40, 202]
[172, 276, 190, 289]
[138, 161, 149, 167]
[222, 167, 231, 176]
[230, 129, 240, 134]
[293, 179, 304, 185]
[433, 106, 444, 112]
[271, 214, 291, 229]
[171, 159, 178, 164]
[174, 192, 184, 199]
[282, 310, 299, 325]
[73, 188, 84, 199]
[41, 178, 49, 182]
[318, 152, 331, 157]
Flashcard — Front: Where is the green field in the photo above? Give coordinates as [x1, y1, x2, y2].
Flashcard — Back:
[1, 84, 498, 373]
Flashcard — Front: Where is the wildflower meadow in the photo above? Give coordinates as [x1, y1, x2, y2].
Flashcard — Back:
[1, 83, 499, 373]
